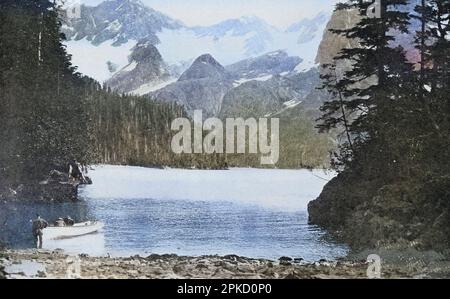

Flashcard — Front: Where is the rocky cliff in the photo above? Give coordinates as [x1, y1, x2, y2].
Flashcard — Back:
[308, 171, 450, 252]
[315, 7, 361, 68]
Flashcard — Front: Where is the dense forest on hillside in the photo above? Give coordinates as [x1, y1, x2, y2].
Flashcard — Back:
[88, 85, 227, 169]
[309, 0, 450, 251]
[223, 105, 335, 169]
[0, 0, 93, 185]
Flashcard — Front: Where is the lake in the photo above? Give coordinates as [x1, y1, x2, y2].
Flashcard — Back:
[0, 166, 348, 261]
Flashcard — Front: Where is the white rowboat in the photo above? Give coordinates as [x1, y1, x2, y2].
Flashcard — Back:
[43, 221, 104, 241]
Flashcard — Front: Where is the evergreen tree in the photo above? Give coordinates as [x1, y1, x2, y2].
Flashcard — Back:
[0, 0, 92, 184]
[412, 0, 450, 175]
[318, 0, 415, 180]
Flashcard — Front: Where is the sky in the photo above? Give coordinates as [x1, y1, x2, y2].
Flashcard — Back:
[77, 0, 341, 29]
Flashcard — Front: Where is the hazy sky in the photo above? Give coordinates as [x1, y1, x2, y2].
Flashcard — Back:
[78, 0, 340, 29]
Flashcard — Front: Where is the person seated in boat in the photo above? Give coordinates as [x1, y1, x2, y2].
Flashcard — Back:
[32, 215, 48, 249]
[63, 216, 75, 226]
[55, 218, 66, 227]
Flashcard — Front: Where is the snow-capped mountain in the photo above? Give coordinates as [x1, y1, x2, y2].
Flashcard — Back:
[151, 12, 330, 71]
[105, 40, 172, 94]
[64, 0, 182, 46]
[190, 16, 279, 58]
[287, 12, 330, 44]
[63, 0, 182, 81]
[62, 0, 331, 83]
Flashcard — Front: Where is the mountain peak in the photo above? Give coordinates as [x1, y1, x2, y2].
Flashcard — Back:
[106, 40, 171, 94]
[194, 54, 222, 66]
[179, 54, 230, 82]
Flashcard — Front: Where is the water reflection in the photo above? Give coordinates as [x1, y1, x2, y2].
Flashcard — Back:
[44, 233, 106, 256]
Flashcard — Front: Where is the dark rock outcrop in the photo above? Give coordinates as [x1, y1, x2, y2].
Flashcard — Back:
[308, 172, 450, 252]
[0, 169, 91, 202]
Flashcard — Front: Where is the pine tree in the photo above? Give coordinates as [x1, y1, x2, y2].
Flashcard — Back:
[318, 0, 414, 179]
[0, 0, 93, 183]
[412, 0, 450, 175]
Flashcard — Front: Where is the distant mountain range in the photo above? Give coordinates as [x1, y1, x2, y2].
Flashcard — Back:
[147, 50, 324, 119]
[63, 0, 330, 82]
[66, 0, 419, 122]
[59, 0, 335, 122]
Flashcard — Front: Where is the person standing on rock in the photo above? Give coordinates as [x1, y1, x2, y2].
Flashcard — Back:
[68, 160, 81, 181]
[32, 215, 48, 249]
[68, 159, 87, 184]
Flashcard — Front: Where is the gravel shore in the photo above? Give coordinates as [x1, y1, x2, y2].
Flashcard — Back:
[2, 249, 448, 279]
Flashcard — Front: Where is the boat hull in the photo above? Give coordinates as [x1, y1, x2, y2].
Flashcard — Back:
[43, 221, 104, 241]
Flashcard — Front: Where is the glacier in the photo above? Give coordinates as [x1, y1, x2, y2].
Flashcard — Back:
[66, 38, 137, 82]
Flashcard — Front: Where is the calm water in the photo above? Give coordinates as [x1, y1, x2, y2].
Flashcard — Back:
[0, 166, 348, 261]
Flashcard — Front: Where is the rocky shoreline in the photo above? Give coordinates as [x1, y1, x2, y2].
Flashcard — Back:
[308, 172, 450, 252]
[1, 249, 449, 279]
[0, 170, 92, 202]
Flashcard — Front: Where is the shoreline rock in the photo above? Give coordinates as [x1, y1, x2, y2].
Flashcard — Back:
[2, 249, 449, 279]
[0, 182, 78, 203]
[308, 172, 450, 253]
[0, 170, 92, 202]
